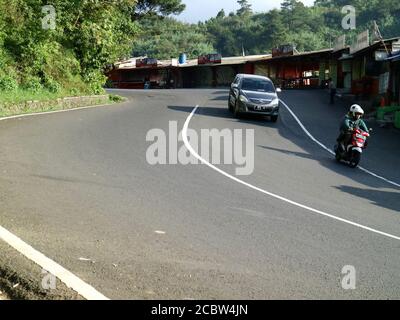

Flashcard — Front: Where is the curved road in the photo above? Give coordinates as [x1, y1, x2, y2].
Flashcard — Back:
[0, 89, 399, 299]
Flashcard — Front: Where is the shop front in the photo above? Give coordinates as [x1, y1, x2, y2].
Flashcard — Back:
[255, 48, 332, 89]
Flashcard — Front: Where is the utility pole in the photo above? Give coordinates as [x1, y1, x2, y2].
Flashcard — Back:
[373, 20, 389, 54]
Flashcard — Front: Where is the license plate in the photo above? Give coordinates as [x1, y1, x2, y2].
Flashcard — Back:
[254, 106, 270, 111]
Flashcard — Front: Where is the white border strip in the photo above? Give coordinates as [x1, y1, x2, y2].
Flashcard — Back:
[0, 102, 114, 300]
[183, 105, 400, 242]
[0, 102, 114, 122]
[0, 226, 109, 300]
[279, 99, 400, 188]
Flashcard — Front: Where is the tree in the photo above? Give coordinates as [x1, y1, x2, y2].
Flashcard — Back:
[267, 10, 287, 48]
[237, 0, 252, 16]
[216, 9, 226, 19]
[0, 0, 138, 94]
[133, 17, 214, 59]
[134, 0, 186, 18]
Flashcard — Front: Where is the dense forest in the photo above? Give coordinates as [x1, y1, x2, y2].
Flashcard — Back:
[1, 0, 400, 96]
[0, 0, 184, 96]
[134, 0, 400, 59]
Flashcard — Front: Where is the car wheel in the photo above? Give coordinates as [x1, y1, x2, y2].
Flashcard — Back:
[228, 98, 233, 112]
[234, 100, 241, 118]
[271, 115, 278, 123]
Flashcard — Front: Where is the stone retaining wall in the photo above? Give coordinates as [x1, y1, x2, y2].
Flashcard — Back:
[0, 95, 110, 116]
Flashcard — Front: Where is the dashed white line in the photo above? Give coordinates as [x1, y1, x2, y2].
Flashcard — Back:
[154, 230, 166, 234]
[182, 105, 400, 242]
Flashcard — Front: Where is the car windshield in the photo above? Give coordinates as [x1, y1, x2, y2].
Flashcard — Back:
[241, 78, 275, 92]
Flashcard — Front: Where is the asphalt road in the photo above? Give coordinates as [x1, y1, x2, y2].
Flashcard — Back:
[0, 89, 399, 299]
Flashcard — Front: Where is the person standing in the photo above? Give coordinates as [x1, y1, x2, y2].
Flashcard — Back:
[328, 78, 337, 104]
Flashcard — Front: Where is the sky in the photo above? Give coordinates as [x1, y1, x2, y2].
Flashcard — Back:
[176, 0, 316, 23]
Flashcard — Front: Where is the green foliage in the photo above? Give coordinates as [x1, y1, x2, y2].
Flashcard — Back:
[44, 77, 61, 93]
[83, 72, 108, 95]
[133, 16, 214, 59]
[197, 0, 400, 57]
[134, 0, 186, 18]
[22, 76, 43, 93]
[109, 94, 124, 102]
[0, 0, 140, 96]
[0, 74, 18, 92]
[237, 0, 252, 16]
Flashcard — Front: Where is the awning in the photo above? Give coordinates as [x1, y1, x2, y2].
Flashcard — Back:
[338, 54, 354, 61]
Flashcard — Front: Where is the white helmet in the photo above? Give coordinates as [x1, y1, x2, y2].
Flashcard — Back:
[349, 104, 364, 117]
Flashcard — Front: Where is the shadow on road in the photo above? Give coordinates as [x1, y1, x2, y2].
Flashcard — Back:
[168, 105, 276, 128]
[211, 95, 229, 101]
[168, 91, 400, 203]
[334, 185, 400, 212]
[258, 146, 318, 161]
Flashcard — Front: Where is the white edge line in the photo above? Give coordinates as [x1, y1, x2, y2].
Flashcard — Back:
[0, 226, 109, 300]
[0, 102, 115, 122]
[279, 99, 400, 188]
[182, 105, 400, 242]
[0, 102, 116, 299]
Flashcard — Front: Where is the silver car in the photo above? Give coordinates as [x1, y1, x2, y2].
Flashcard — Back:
[228, 74, 281, 122]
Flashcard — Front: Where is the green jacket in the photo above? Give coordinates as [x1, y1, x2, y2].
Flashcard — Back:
[340, 113, 369, 133]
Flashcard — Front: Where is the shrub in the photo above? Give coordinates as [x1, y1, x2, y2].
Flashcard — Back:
[0, 74, 18, 91]
[69, 88, 79, 96]
[109, 94, 123, 102]
[83, 71, 107, 95]
[44, 77, 61, 93]
[22, 76, 43, 93]
[105, 78, 114, 88]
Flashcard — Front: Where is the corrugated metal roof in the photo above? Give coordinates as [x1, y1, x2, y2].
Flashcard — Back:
[113, 38, 400, 70]
[115, 54, 272, 70]
[267, 48, 334, 61]
[179, 54, 271, 68]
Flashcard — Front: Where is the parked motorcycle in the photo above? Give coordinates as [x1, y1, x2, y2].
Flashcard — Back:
[334, 127, 371, 168]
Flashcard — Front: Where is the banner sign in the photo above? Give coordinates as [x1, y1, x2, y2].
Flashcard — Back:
[333, 35, 346, 52]
[350, 30, 370, 54]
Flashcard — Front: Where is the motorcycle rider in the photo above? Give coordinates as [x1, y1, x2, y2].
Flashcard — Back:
[337, 104, 369, 149]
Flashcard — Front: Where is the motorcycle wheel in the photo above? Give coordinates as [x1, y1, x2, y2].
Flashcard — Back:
[349, 151, 361, 168]
[334, 145, 341, 162]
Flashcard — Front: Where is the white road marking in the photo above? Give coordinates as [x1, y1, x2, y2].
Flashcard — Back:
[0, 102, 116, 300]
[183, 105, 400, 242]
[279, 99, 400, 188]
[155, 230, 166, 234]
[0, 102, 114, 122]
[0, 226, 109, 300]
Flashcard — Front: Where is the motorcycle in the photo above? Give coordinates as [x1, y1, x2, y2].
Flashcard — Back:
[334, 127, 371, 168]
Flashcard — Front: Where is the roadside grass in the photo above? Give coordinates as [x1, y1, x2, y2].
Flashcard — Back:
[0, 89, 68, 105]
[0, 89, 125, 118]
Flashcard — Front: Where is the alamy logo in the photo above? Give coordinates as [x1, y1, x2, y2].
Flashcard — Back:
[41, 269, 56, 290]
[341, 265, 356, 290]
[146, 121, 255, 175]
[42, 5, 56, 30]
[341, 5, 356, 30]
